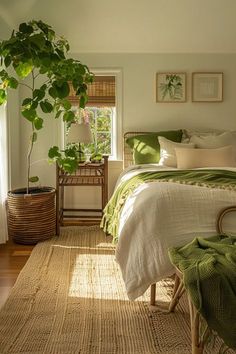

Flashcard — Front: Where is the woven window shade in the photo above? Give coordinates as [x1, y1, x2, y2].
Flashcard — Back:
[68, 76, 116, 106]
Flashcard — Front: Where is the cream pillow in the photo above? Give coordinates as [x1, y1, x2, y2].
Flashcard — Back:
[158, 136, 195, 167]
[175, 145, 235, 169]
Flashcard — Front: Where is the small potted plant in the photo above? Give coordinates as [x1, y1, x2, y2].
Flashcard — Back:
[0, 20, 93, 243]
[90, 150, 103, 163]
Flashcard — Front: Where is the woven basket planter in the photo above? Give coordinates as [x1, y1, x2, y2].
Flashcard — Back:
[7, 186, 56, 245]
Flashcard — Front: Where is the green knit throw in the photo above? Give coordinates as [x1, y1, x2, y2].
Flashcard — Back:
[169, 235, 236, 350]
[101, 169, 236, 241]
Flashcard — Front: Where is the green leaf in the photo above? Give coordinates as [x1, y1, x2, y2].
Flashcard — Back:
[8, 77, 18, 89]
[55, 48, 65, 59]
[35, 20, 52, 36]
[39, 66, 48, 75]
[21, 108, 36, 121]
[28, 176, 39, 183]
[79, 95, 87, 108]
[63, 110, 75, 122]
[60, 158, 77, 173]
[0, 89, 7, 105]
[0, 70, 7, 79]
[33, 89, 45, 101]
[55, 109, 63, 119]
[48, 87, 58, 99]
[34, 117, 43, 130]
[65, 146, 77, 158]
[22, 98, 32, 106]
[48, 29, 55, 41]
[62, 99, 71, 110]
[29, 34, 45, 49]
[40, 84, 47, 92]
[19, 23, 33, 34]
[15, 61, 33, 78]
[31, 101, 38, 109]
[48, 146, 61, 159]
[72, 77, 83, 89]
[4, 56, 11, 67]
[53, 81, 70, 99]
[77, 64, 86, 75]
[40, 100, 53, 113]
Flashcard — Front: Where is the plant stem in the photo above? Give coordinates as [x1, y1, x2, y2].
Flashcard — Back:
[18, 82, 33, 91]
[26, 71, 35, 194]
[27, 126, 35, 194]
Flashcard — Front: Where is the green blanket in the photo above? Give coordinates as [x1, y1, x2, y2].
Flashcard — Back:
[101, 169, 236, 240]
[169, 235, 236, 350]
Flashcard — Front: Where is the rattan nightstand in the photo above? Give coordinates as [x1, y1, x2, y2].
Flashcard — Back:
[56, 156, 108, 234]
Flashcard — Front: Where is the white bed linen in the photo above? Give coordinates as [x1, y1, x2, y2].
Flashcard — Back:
[114, 165, 236, 300]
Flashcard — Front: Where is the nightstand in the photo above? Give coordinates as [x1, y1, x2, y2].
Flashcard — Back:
[56, 156, 108, 234]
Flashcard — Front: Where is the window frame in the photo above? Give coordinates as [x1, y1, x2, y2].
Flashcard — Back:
[57, 68, 122, 161]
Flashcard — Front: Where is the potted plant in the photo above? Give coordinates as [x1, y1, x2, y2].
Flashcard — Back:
[0, 20, 93, 244]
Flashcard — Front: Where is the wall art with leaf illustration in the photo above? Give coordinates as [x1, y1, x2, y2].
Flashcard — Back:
[156, 72, 186, 103]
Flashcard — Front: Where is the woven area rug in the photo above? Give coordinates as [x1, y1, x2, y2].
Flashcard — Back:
[0, 226, 233, 354]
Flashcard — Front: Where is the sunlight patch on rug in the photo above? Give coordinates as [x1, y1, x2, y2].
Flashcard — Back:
[68, 253, 128, 300]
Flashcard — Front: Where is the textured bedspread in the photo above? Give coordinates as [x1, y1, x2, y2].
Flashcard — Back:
[102, 165, 236, 300]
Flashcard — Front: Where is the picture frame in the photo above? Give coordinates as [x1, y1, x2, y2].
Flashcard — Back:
[192, 72, 223, 102]
[156, 72, 186, 103]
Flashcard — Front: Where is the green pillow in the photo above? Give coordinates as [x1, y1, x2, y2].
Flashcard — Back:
[126, 130, 183, 164]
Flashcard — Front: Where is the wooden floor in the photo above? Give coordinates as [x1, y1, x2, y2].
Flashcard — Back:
[0, 238, 34, 308]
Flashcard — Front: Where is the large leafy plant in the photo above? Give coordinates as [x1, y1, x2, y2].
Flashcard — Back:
[0, 20, 93, 193]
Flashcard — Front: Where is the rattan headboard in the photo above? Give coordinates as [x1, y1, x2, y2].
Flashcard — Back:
[123, 131, 155, 169]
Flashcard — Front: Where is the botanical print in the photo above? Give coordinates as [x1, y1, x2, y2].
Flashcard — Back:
[156, 73, 186, 102]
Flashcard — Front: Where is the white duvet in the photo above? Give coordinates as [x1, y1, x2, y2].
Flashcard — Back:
[114, 165, 236, 300]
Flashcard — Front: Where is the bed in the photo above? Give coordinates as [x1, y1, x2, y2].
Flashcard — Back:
[101, 130, 236, 302]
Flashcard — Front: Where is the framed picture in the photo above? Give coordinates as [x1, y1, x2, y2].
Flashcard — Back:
[156, 72, 186, 103]
[192, 72, 223, 102]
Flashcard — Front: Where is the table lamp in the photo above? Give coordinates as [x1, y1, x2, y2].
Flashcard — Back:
[67, 122, 93, 162]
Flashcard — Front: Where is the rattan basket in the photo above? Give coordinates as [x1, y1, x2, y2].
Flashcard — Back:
[7, 186, 56, 244]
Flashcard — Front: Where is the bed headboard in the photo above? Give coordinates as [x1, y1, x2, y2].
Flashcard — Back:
[123, 131, 155, 169]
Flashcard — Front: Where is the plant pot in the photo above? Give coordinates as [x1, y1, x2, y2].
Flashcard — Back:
[7, 186, 56, 245]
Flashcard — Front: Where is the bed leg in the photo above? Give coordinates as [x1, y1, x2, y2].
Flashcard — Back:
[150, 283, 156, 306]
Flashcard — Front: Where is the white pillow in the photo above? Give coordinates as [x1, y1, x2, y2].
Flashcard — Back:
[175, 145, 235, 169]
[158, 136, 195, 167]
[181, 129, 224, 143]
[189, 131, 234, 148]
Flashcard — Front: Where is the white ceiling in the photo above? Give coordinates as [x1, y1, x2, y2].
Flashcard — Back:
[1, 0, 236, 53]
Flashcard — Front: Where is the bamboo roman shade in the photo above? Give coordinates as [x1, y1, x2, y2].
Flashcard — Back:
[68, 76, 116, 106]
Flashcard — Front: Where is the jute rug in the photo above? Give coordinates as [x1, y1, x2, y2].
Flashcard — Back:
[0, 227, 233, 354]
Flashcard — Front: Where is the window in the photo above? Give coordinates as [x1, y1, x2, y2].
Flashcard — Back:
[66, 72, 121, 160]
[85, 106, 114, 155]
